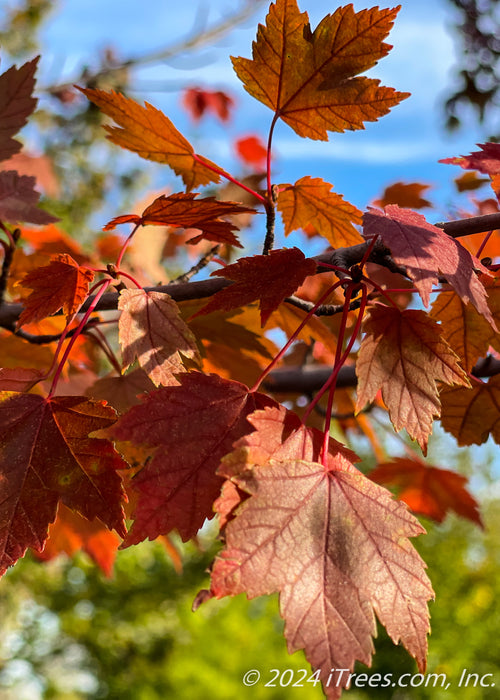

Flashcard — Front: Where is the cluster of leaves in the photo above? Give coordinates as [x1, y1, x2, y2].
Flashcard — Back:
[1, 2, 500, 697]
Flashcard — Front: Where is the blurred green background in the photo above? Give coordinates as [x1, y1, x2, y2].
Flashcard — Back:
[1, 493, 499, 700]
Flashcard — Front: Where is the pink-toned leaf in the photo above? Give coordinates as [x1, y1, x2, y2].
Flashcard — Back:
[118, 289, 201, 386]
[363, 205, 494, 328]
[439, 142, 500, 177]
[211, 406, 433, 697]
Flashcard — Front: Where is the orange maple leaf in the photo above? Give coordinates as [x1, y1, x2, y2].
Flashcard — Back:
[32, 504, 121, 577]
[430, 280, 500, 371]
[277, 176, 363, 247]
[373, 181, 432, 209]
[232, 0, 409, 140]
[79, 88, 225, 191]
[440, 375, 500, 446]
[356, 304, 470, 453]
[369, 457, 482, 526]
[17, 253, 94, 326]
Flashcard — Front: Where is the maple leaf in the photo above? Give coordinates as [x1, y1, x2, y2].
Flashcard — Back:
[232, 1, 409, 140]
[211, 406, 433, 697]
[86, 368, 156, 415]
[439, 142, 500, 177]
[33, 504, 121, 577]
[182, 87, 234, 123]
[0, 393, 127, 576]
[440, 375, 500, 446]
[369, 458, 482, 526]
[110, 372, 275, 544]
[17, 253, 94, 326]
[363, 205, 495, 327]
[104, 192, 256, 248]
[118, 289, 201, 386]
[194, 248, 317, 326]
[0, 57, 39, 162]
[430, 283, 498, 371]
[277, 176, 363, 247]
[373, 181, 432, 209]
[235, 135, 267, 168]
[0, 367, 46, 392]
[356, 304, 470, 452]
[79, 87, 225, 191]
[0, 170, 58, 225]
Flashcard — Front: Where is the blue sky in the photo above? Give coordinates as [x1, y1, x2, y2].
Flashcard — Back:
[25, 0, 493, 222]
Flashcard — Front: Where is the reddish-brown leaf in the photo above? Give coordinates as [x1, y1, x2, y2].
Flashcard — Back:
[0, 57, 39, 162]
[277, 176, 363, 247]
[86, 368, 156, 415]
[440, 375, 500, 446]
[79, 87, 225, 191]
[373, 181, 432, 209]
[33, 504, 121, 577]
[195, 248, 317, 326]
[356, 304, 470, 452]
[118, 289, 201, 386]
[363, 205, 494, 327]
[454, 171, 490, 193]
[232, 1, 408, 140]
[0, 393, 127, 576]
[105, 192, 255, 248]
[0, 170, 58, 225]
[0, 367, 46, 392]
[17, 253, 94, 326]
[439, 142, 500, 177]
[235, 135, 267, 168]
[182, 87, 234, 123]
[110, 372, 275, 544]
[211, 406, 433, 697]
[369, 458, 482, 526]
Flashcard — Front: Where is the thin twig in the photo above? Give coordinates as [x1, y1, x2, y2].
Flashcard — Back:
[171, 245, 220, 285]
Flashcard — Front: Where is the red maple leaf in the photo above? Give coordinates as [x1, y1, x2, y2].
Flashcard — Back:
[210, 406, 433, 698]
[17, 253, 94, 326]
[363, 205, 495, 327]
[110, 372, 275, 544]
[439, 142, 500, 177]
[0, 393, 127, 576]
[0, 57, 39, 162]
[194, 248, 317, 326]
[182, 87, 234, 123]
[235, 135, 267, 168]
[369, 457, 482, 526]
